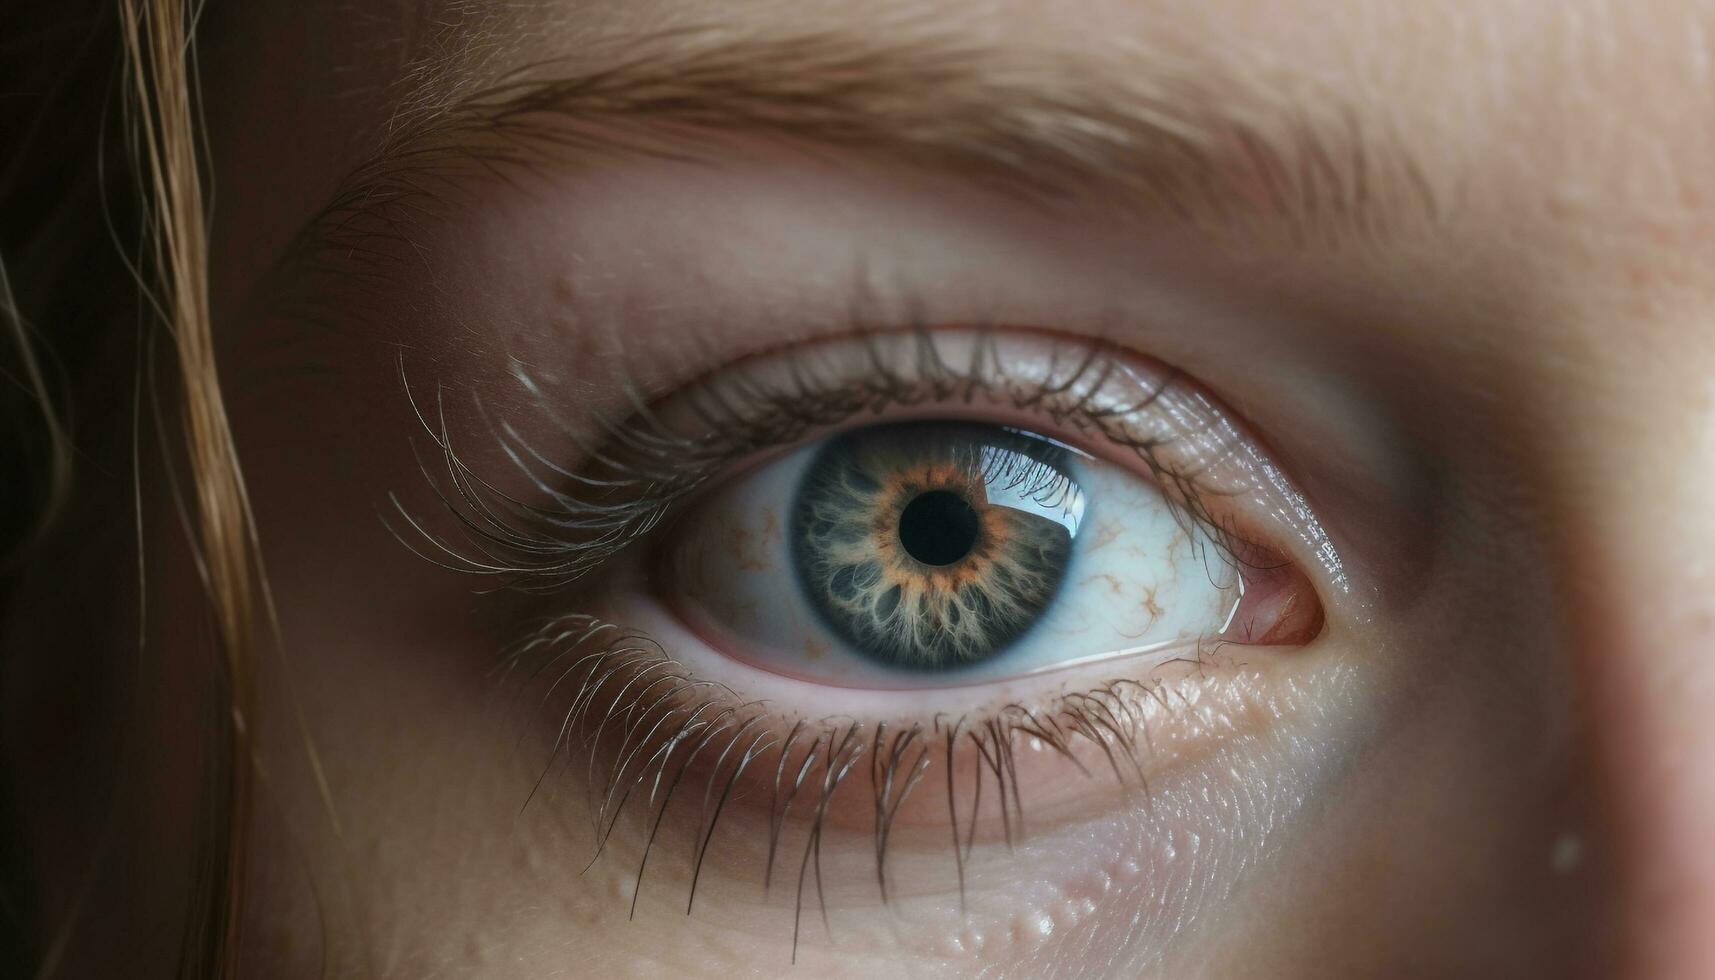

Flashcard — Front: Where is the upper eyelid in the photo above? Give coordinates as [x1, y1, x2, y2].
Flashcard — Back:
[390, 326, 1305, 596]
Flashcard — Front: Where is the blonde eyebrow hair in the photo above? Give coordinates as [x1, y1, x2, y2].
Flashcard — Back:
[284, 25, 1439, 284]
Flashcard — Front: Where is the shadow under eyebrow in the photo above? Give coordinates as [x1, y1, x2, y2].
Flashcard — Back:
[259, 24, 1441, 319]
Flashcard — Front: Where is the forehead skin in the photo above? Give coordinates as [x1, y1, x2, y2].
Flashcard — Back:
[199, 0, 1715, 974]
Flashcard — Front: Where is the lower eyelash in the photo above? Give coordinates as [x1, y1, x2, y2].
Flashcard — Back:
[503, 612, 1193, 959]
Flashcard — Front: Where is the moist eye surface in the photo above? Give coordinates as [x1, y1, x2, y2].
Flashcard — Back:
[403, 329, 1330, 692]
[790, 420, 1084, 672]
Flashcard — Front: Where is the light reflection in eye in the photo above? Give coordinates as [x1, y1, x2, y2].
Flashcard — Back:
[659, 418, 1243, 688]
[793, 421, 1089, 672]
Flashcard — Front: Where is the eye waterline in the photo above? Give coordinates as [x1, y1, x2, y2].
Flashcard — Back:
[657, 583, 1245, 695]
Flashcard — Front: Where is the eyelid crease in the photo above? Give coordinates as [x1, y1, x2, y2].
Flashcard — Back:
[388, 326, 1281, 599]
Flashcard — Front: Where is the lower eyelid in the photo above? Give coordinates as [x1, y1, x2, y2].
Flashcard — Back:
[499, 609, 1363, 952]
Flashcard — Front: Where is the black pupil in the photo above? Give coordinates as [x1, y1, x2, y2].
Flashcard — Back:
[898, 490, 980, 566]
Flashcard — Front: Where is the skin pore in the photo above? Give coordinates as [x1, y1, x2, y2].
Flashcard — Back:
[31, 0, 1715, 976]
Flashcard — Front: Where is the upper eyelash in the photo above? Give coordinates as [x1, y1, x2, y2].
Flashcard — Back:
[388, 325, 1248, 595]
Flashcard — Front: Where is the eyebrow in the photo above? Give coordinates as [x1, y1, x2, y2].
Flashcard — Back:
[282, 25, 1439, 283]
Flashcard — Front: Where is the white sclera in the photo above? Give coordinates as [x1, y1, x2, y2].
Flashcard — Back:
[665, 433, 1241, 689]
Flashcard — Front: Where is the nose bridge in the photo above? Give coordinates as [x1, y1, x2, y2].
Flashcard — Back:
[1539, 323, 1715, 977]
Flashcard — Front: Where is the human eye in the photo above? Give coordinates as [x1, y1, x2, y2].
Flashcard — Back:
[400, 323, 1346, 959]
[642, 330, 1323, 691]
[674, 415, 1242, 688]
